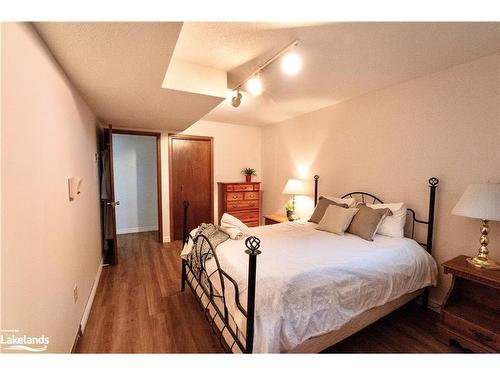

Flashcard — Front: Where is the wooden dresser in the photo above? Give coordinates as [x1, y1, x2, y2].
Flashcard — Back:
[217, 182, 261, 227]
[439, 255, 500, 353]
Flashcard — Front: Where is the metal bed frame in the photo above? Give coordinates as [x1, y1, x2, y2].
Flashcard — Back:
[181, 176, 439, 353]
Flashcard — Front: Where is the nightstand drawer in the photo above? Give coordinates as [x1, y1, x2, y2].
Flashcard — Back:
[442, 310, 500, 351]
[227, 200, 259, 211]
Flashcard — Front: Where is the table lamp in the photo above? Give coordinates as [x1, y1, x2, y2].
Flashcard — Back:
[282, 178, 305, 220]
[452, 183, 500, 269]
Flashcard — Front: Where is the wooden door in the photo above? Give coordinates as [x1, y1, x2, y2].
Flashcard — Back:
[101, 124, 119, 265]
[169, 135, 213, 241]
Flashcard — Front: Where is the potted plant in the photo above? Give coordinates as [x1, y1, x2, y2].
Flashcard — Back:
[241, 168, 257, 183]
[285, 200, 295, 221]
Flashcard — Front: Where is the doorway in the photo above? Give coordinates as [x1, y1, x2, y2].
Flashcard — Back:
[169, 134, 213, 241]
[112, 129, 163, 245]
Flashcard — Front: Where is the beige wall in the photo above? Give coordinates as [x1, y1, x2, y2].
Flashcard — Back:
[180, 120, 262, 227]
[169, 120, 262, 241]
[1, 23, 102, 352]
[112, 120, 262, 242]
[262, 53, 500, 307]
[0, 22, 3, 336]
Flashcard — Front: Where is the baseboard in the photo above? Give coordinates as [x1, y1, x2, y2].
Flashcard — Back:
[80, 261, 103, 333]
[116, 225, 158, 235]
[163, 234, 171, 243]
[71, 261, 103, 353]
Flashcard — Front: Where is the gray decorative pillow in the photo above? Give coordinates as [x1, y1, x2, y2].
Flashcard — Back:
[316, 205, 359, 235]
[356, 202, 393, 216]
[347, 206, 391, 241]
[309, 196, 349, 224]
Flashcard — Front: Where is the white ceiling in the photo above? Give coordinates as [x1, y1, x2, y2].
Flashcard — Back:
[187, 22, 500, 126]
[33, 22, 224, 131]
[34, 22, 500, 130]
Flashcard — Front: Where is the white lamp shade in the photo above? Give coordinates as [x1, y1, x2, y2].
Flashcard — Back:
[282, 178, 305, 195]
[452, 183, 500, 221]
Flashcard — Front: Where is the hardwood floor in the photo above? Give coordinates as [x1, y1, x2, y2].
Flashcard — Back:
[76, 231, 222, 353]
[76, 231, 464, 354]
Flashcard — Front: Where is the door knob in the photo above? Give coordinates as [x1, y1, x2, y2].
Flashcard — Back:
[107, 201, 120, 207]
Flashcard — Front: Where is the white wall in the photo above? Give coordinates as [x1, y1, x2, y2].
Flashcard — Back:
[113, 134, 158, 234]
[262, 53, 500, 307]
[181, 120, 263, 227]
[1, 23, 102, 352]
[0, 22, 3, 337]
[113, 120, 263, 242]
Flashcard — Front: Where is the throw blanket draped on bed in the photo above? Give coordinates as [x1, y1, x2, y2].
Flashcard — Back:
[186, 223, 229, 277]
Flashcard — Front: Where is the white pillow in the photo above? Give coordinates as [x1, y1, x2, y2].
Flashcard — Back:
[366, 202, 407, 238]
[322, 195, 357, 208]
[316, 205, 359, 235]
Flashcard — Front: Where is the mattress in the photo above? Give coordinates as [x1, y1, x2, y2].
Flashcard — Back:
[196, 219, 438, 353]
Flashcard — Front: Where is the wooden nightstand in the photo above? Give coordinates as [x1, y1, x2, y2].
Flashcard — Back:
[438, 255, 500, 352]
[263, 214, 289, 225]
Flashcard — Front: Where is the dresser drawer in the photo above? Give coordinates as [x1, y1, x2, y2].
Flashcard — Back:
[232, 184, 255, 192]
[244, 191, 259, 200]
[442, 310, 500, 351]
[230, 210, 259, 223]
[227, 200, 259, 211]
[226, 192, 244, 201]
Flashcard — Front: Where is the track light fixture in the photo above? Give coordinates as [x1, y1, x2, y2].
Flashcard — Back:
[247, 74, 263, 96]
[230, 40, 301, 108]
[281, 51, 303, 75]
[231, 89, 242, 108]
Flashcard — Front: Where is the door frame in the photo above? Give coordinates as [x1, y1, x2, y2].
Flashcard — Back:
[112, 129, 163, 243]
[168, 134, 214, 241]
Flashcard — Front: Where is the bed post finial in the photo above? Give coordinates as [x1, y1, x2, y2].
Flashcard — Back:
[314, 175, 320, 206]
[426, 177, 439, 256]
[422, 177, 438, 309]
[244, 236, 261, 354]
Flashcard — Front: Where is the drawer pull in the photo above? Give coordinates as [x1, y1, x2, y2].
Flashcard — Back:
[471, 329, 494, 342]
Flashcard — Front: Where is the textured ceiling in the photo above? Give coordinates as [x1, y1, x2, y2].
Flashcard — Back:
[33, 22, 224, 131]
[186, 22, 500, 126]
[34, 22, 500, 130]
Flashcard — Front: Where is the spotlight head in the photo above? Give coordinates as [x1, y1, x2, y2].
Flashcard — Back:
[281, 51, 302, 75]
[247, 76, 263, 96]
[231, 91, 242, 107]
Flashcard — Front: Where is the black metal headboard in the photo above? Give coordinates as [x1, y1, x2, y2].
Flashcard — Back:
[313, 175, 439, 254]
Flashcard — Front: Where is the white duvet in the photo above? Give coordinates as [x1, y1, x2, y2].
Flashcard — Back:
[201, 219, 438, 353]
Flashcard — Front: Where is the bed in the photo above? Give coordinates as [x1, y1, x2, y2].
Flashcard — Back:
[180, 176, 439, 353]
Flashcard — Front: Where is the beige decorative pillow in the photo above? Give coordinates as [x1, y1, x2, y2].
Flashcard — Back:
[309, 196, 348, 224]
[316, 205, 359, 235]
[347, 206, 391, 241]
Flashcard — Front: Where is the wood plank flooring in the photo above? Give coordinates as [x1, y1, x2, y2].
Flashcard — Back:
[76, 231, 464, 354]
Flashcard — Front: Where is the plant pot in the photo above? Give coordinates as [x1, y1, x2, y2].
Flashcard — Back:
[245, 175, 252, 182]
[286, 210, 294, 221]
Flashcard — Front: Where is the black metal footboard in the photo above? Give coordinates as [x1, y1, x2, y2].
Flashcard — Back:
[180, 176, 439, 352]
[180, 201, 260, 353]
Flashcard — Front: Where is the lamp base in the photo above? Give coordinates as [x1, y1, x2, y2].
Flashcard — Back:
[466, 256, 500, 270]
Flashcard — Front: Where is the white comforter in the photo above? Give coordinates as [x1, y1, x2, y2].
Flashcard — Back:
[202, 219, 438, 353]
